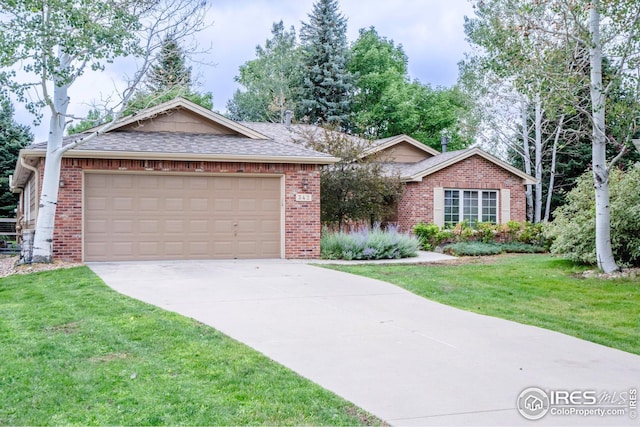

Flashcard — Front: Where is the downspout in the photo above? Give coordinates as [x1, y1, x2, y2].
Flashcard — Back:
[9, 175, 24, 241]
[20, 156, 40, 221]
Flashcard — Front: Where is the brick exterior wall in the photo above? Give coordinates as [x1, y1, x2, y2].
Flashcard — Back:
[397, 155, 527, 232]
[46, 157, 322, 262]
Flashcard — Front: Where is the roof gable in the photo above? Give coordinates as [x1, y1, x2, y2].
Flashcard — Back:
[87, 97, 269, 139]
[401, 147, 537, 185]
[372, 141, 434, 163]
[364, 135, 440, 160]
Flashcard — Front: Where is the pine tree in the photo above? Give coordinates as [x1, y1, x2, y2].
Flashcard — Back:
[299, 0, 353, 127]
[68, 35, 212, 135]
[0, 96, 33, 217]
[126, 33, 212, 114]
[145, 33, 192, 93]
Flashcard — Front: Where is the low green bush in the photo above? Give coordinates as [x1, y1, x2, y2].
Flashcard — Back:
[413, 222, 450, 250]
[443, 241, 546, 256]
[499, 242, 546, 253]
[443, 242, 504, 256]
[518, 221, 547, 247]
[321, 225, 419, 260]
[476, 222, 498, 243]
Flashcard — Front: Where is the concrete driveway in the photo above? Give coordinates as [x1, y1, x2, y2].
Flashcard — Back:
[89, 259, 640, 426]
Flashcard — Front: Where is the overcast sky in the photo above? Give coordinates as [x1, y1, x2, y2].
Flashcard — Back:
[15, 0, 476, 142]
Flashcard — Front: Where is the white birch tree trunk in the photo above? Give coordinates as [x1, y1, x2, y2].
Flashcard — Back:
[534, 92, 543, 223]
[31, 52, 71, 263]
[544, 114, 563, 222]
[521, 100, 534, 222]
[589, 2, 618, 273]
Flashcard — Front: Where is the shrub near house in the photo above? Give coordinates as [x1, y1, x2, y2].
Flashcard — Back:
[321, 225, 419, 260]
[548, 166, 640, 267]
[413, 220, 547, 256]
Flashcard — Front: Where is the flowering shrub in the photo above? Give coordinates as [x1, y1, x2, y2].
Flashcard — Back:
[321, 225, 420, 260]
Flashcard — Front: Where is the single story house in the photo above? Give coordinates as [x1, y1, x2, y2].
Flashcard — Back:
[237, 121, 536, 231]
[11, 97, 535, 262]
[11, 98, 337, 262]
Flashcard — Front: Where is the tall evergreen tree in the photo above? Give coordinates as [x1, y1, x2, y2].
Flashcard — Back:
[299, 0, 353, 127]
[0, 96, 33, 217]
[68, 35, 212, 135]
[125, 32, 213, 114]
[145, 33, 192, 93]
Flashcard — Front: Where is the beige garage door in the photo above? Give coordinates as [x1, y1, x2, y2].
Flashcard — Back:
[84, 173, 281, 261]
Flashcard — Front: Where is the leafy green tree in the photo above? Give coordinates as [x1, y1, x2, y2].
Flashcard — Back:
[0, 97, 32, 218]
[349, 27, 474, 150]
[66, 108, 111, 135]
[299, 0, 353, 126]
[304, 127, 404, 230]
[385, 82, 473, 151]
[462, 0, 640, 272]
[227, 21, 304, 122]
[548, 166, 640, 267]
[0, 0, 207, 262]
[348, 27, 407, 138]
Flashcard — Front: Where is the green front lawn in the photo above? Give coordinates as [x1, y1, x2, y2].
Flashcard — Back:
[0, 267, 377, 426]
[324, 254, 640, 355]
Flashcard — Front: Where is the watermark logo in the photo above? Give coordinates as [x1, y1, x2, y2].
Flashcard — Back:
[517, 387, 550, 420]
[517, 387, 637, 420]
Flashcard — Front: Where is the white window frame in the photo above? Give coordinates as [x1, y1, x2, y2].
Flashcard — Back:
[443, 189, 498, 227]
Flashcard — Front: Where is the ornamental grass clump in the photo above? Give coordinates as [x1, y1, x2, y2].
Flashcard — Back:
[321, 225, 419, 260]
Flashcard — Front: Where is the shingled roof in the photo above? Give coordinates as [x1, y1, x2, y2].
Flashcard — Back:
[21, 98, 338, 164]
[382, 147, 537, 184]
[27, 131, 335, 161]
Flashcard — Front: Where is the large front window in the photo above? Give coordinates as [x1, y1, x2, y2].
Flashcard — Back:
[444, 189, 497, 227]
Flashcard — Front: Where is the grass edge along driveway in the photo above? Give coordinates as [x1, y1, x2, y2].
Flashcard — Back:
[323, 254, 640, 356]
[0, 267, 381, 426]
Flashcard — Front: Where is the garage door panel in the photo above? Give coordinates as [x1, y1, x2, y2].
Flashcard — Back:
[113, 197, 133, 210]
[262, 199, 280, 212]
[140, 198, 159, 211]
[164, 198, 184, 211]
[139, 241, 159, 255]
[189, 178, 208, 190]
[213, 178, 233, 190]
[86, 219, 108, 233]
[139, 220, 159, 233]
[189, 241, 209, 256]
[112, 219, 133, 233]
[112, 242, 134, 256]
[261, 219, 280, 233]
[190, 220, 209, 233]
[112, 175, 134, 189]
[213, 199, 233, 212]
[85, 173, 281, 261]
[213, 241, 234, 256]
[164, 176, 186, 190]
[164, 219, 185, 233]
[190, 198, 208, 211]
[87, 197, 107, 210]
[238, 199, 256, 211]
[164, 242, 185, 255]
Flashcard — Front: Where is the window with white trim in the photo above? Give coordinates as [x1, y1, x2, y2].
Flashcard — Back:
[444, 189, 498, 227]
